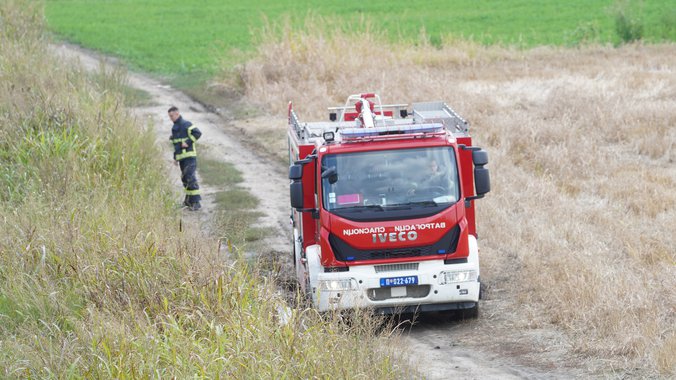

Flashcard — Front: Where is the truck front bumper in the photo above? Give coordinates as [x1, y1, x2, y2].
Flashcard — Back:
[312, 259, 480, 313]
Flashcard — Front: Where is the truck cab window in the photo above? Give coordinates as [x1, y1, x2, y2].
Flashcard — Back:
[321, 147, 459, 218]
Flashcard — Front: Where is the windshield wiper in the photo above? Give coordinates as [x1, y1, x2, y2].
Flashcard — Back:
[336, 201, 438, 213]
[373, 201, 438, 211]
[338, 205, 384, 212]
[394, 200, 438, 207]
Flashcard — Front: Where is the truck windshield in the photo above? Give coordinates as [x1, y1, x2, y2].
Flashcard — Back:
[321, 147, 460, 218]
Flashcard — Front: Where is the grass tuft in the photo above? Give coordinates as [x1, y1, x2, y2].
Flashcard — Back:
[610, 0, 645, 44]
[197, 156, 244, 187]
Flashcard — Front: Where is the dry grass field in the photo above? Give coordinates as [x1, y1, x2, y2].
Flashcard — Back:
[221, 24, 676, 375]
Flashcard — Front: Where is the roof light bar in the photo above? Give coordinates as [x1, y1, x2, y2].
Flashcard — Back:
[340, 123, 444, 140]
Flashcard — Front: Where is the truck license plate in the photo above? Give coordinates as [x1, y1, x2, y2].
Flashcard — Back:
[380, 275, 418, 287]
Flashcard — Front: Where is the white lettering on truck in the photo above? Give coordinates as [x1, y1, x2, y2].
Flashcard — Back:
[372, 231, 418, 243]
[394, 222, 446, 232]
[343, 227, 385, 236]
[344, 222, 446, 243]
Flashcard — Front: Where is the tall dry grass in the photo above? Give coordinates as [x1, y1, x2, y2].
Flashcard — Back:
[224, 19, 676, 376]
[0, 3, 405, 378]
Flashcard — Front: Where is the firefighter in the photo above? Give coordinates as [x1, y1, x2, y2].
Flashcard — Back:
[168, 106, 202, 211]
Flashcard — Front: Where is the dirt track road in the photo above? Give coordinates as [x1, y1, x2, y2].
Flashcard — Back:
[51, 43, 290, 252]
[52, 43, 578, 379]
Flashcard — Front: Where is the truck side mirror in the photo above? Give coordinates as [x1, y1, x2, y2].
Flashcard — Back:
[472, 150, 490, 196]
[472, 150, 488, 166]
[289, 155, 318, 215]
[289, 164, 305, 209]
[289, 164, 303, 180]
[290, 181, 304, 209]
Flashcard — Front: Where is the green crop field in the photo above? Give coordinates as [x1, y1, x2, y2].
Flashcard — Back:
[46, 0, 675, 83]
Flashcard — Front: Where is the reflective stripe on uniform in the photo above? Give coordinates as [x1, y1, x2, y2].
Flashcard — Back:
[176, 149, 197, 160]
[185, 189, 201, 195]
[171, 137, 189, 144]
[188, 126, 198, 142]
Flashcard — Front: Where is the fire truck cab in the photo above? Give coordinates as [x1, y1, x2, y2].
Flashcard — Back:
[288, 93, 490, 315]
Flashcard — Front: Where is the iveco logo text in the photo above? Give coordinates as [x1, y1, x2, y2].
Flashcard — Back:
[343, 227, 385, 236]
[372, 231, 418, 243]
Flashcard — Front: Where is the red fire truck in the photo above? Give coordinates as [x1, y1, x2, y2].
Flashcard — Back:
[288, 93, 490, 315]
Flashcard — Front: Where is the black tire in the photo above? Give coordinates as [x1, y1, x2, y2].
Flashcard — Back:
[438, 302, 479, 320]
[460, 302, 479, 319]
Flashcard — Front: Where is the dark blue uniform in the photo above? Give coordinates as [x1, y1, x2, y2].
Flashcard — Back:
[170, 116, 202, 208]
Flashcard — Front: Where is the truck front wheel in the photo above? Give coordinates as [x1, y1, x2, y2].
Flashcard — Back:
[460, 302, 479, 319]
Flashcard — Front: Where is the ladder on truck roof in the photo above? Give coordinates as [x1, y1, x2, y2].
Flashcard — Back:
[412, 101, 469, 134]
[289, 94, 470, 145]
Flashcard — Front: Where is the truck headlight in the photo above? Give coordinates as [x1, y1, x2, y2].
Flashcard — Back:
[318, 278, 358, 291]
[438, 270, 477, 285]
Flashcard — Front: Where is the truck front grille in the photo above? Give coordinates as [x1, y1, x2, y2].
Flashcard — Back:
[329, 225, 460, 262]
[374, 263, 419, 273]
[367, 285, 431, 301]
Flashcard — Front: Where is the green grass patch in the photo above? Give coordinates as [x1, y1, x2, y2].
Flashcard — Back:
[215, 210, 266, 246]
[86, 65, 155, 107]
[121, 85, 154, 107]
[196, 149, 263, 246]
[197, 157, 243, 187]
[213, 189, 258, 210]
[197, 155, 264, 244]
[0, 295, 23, 328]
[200, 163, 262, 243]
[45, 0, 676, 87]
